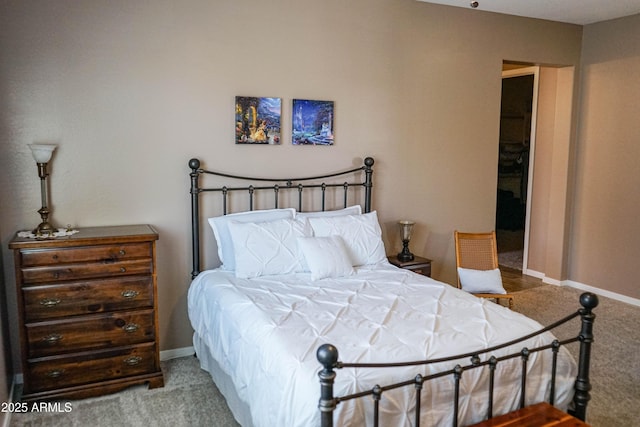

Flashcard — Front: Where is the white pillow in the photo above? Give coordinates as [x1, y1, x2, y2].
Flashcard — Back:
[457, 267, 507, 294]
[298, 236, 355, 280]
[307, 211, 387, 266]
[295, 205, 362, 220]
[228, 217, 312, 279]
[208, 208, 295, 270]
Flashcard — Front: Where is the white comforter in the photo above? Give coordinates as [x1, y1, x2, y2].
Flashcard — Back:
[188, 263, 576, 427]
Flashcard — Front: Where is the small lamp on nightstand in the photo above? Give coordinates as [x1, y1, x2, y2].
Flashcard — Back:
[28, 143, 57, 236]
[397, 220, 415, 262]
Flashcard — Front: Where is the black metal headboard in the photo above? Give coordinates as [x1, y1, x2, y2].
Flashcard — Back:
[188, 156, 375, 279]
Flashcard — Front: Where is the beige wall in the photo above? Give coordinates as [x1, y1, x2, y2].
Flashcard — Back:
[524, 65, 575, 282]
[569, 14, 640, 298]
[0, 0, 587, 370]
[527, 68, 556, 273]
[528, 66, 577, 282]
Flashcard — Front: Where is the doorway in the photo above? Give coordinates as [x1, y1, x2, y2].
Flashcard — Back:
[496, 66, 539, 271]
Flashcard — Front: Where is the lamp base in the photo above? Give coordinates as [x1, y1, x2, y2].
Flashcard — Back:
[33, 221, 57, 236]
[397, 240, 414, 262]
[397, 252, 414, 262]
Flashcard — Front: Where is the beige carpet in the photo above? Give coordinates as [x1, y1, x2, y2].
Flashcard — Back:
[9, 356, 239, 427]
[10, 285, 639, 427]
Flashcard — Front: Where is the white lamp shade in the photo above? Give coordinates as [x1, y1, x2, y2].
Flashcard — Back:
[28, 144, 57, 163]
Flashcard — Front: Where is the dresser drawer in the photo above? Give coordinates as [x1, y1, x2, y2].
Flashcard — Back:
[20, 243, 152, 267]
[26, 343, 158, 393]
[21, 258, 153, 284]
[27, 309, 156, 358]
[23, 276, 153, 321]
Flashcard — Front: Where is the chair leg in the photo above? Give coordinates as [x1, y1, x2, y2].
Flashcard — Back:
[487, 296, 514, 309]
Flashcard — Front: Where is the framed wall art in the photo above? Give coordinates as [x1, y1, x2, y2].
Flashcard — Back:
[292, 99, 334, 145]
[235, 96, 281, 144]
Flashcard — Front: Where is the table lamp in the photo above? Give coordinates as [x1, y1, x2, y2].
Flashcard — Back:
[28, 144, 57, 236]
[397, 220, 415, 262]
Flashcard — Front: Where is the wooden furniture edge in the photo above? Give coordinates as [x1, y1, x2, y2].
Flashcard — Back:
[467, 402, 591, 427]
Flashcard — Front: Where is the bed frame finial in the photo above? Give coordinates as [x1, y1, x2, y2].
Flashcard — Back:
[579, 292, 599, 311]
[317, 343, 339, 367]
[189, 158, 201, 170]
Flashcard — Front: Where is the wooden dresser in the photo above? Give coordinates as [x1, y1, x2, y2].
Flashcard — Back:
[9, 224, 164, 401]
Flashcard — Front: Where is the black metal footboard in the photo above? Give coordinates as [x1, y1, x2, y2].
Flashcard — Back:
[317, 292, 598, 427]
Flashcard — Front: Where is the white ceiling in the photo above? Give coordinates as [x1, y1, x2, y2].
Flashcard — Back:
[416, 0, 640, 25]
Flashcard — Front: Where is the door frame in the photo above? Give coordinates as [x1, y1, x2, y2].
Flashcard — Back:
[500, 66, 540, 272]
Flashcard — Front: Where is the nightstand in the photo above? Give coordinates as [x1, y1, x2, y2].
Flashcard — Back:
[387, 255, 432, 277]
[9, 224, 164, 401]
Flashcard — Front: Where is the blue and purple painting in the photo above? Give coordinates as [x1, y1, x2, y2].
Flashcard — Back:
[292, 99, 334, 145]
[235, 96, 281, 144]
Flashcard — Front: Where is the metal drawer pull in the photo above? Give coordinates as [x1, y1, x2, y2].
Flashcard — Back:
[119, 249, 126, 256]
[53, 272, 60, 279]
[124, 356, 142, 366]
[45, 370, 64, 378]
[122, 323, 139, 333]
[40, 298, 61, 307]
[42, 334, 63, 344]
[120, 267, 126, 273]
[121, 290, 139, 299]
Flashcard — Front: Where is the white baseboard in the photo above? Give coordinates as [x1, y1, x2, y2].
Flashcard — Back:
[524, 268, 562, 285]
[523, 268, 544, 279]
[523, 268, 561, 285]
[563, 280, 640, 307]
[523, 269, 639, 306]
[160, 346, 195, 361]
[542, 276, 562, 286]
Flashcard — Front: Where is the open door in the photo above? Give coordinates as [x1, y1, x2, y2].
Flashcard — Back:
[496, 66, 539, 271]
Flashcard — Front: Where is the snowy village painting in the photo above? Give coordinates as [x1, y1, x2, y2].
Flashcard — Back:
[235, 96, 281, 144]
[292, 99, 334, 145]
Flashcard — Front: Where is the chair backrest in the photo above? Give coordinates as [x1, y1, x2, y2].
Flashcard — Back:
[454, 231, 499, 288]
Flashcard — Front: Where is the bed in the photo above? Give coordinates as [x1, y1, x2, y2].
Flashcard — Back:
[186, 156, 597, 427]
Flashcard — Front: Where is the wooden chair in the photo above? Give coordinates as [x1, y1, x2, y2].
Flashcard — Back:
[454, 231, 514, 309]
